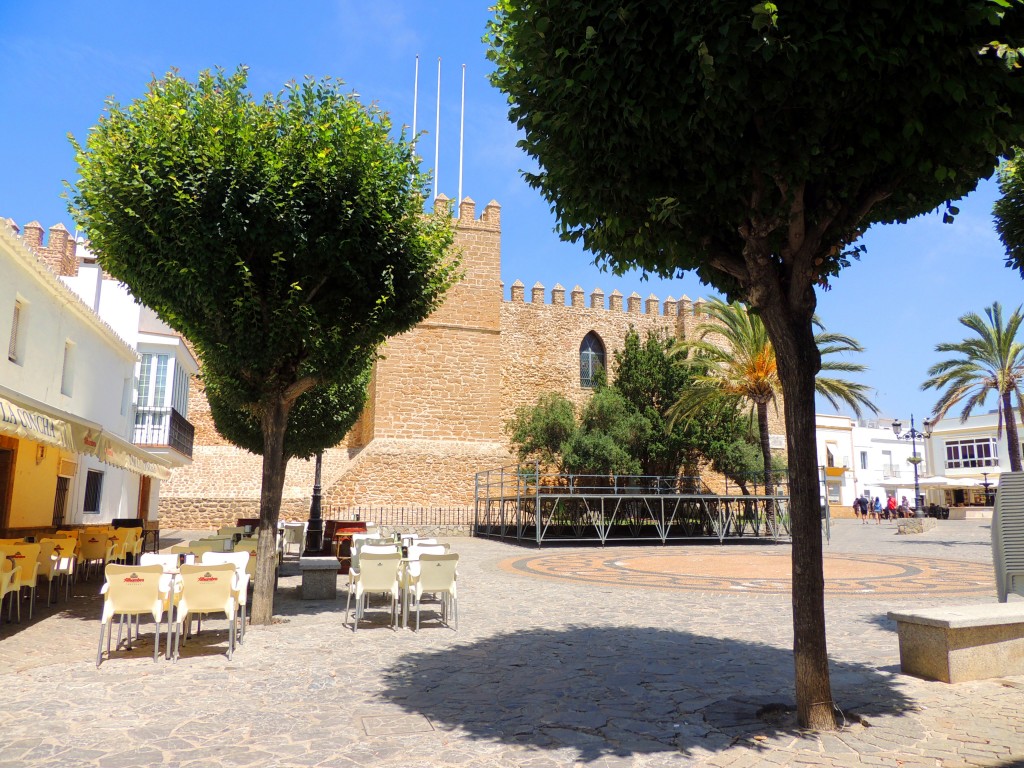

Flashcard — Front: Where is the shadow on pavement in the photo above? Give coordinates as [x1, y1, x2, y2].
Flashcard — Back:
[380, 625, 912, 763]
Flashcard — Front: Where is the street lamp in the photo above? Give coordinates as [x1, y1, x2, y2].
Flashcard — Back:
[306, 450, 324, 554]
[892, 415, 933, 518]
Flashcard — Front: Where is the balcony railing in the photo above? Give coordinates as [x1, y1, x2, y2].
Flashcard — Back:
[882, 464, 901, 479]
[133, 406, 194, 458]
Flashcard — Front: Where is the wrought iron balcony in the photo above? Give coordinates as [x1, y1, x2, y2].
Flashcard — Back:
[133, 406, 194, 459]
[882, 464, 902, 479]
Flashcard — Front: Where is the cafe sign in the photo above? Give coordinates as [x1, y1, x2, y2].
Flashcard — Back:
[0, 395, 74, 451]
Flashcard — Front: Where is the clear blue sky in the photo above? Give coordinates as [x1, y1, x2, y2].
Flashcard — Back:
[2, 0, 1021, 424]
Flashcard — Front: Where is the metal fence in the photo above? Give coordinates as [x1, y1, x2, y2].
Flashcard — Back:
[321, 505, 474, 528]
[474, 463, 792, 546]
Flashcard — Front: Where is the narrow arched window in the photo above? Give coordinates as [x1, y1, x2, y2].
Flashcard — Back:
[579, 332, 605, 388]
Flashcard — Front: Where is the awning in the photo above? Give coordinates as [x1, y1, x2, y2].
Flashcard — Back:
[0, 395, 75, 451]
[917, 476, 981, 488]
[824, 466, 847, 478]
[0, 385, 171, 480]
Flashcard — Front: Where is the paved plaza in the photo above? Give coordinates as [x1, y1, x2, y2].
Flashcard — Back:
[0, 519, 1022, 768]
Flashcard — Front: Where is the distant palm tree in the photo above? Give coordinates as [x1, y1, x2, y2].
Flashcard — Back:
[922, 302, 1024, 473]
[668, 299, 878, 495]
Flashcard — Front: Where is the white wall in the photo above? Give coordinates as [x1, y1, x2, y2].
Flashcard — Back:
[1, 226, 146, 524]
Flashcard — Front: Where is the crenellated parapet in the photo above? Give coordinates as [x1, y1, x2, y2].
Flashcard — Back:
[501, 279, 711, 321]
[5, 219, 79, 277]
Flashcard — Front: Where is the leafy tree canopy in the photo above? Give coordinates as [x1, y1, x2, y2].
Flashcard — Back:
[488, 1, 1024, 302]
[69, 67, 458, 408]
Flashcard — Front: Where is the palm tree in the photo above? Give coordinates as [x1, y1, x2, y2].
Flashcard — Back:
[668, 299, 878, 495]
[922, 302, 1024, 473]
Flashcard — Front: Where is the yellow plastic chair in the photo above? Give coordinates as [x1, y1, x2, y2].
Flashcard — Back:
[201, 551, 250, 641]
[97, 563, 172, 666]
[79, 533, 115, 580]
[345, 552, 401, 632]
[403, 553, 459, 631]
[217, 526, 245, 538]
[173, 563, 238, 661]
[37, 539, 76, 604]
[0, 543, 41, 621]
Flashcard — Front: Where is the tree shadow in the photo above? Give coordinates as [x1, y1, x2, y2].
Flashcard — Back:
[379, 626, 912, 763]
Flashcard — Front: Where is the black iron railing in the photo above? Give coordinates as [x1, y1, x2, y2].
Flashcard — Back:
[133, 406, 195, 458]
[321, 505, 474, 527]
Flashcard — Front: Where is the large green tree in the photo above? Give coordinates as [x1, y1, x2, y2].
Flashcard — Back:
[488, 0, 1024, 728]
[922, 302, 1024, 472]
[69, 68, 458, 624]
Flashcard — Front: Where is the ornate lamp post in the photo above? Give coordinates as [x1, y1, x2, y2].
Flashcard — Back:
[892, 415, 932, 518]
[306, 450, 324, 553]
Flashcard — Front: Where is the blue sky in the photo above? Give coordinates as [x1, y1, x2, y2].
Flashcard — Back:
[2, 0, 1021, 424]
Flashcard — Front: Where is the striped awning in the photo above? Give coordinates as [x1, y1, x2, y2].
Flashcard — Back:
[0, 387, 171, 480]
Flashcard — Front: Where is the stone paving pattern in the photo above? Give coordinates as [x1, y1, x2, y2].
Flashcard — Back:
[0, 519, 1022, 767]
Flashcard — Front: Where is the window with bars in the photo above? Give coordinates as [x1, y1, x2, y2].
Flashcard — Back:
[8, 301, 22, 363]
[579, 332, 605, 388]
[944, 438, 998, 469]
[83, 470, 103, 513]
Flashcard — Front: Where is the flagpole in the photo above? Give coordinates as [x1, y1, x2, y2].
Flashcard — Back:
[458, 63, 466, 218]
[434, 57, 441, 202]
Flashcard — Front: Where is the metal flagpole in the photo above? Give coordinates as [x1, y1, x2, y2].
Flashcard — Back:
[458, 63, 466, 217]
[434, 57, 441, 201]
[412, 55, 419, 146]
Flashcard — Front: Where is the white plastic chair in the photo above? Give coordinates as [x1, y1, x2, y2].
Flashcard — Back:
[97, 563, 171, 665]
[345, 552, 401, 631]
[404, 553, 459, 631]
[282, 523, 306, 556]
[173, 563, 239, 660]
[201, 551, 250, 642]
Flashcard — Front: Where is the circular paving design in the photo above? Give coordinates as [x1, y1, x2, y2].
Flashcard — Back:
[499, 549, 995, 597]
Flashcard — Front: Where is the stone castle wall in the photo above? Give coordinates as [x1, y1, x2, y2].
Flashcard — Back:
[158, 195, 784, 527]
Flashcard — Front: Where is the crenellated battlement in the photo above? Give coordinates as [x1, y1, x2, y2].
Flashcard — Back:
[434, 193, 501, 231]
[503, 278, 708, 319]
[5, 218, 79, 278]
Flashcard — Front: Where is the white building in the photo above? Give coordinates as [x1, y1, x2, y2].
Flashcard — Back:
[919, 409, 1023, 510]
[60, 250, 198, 473]
[0, 220, 170, 531]
[816, 414, 927, 515]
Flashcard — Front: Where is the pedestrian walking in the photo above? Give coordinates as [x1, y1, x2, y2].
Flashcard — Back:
[886, 495, 897, 521]
[852, 497, 862, 521]
[872, 496, 883, 524]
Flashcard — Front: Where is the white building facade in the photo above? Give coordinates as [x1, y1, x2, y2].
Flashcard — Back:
[0, 221, 170, 531]
[60, 255, 198, 475]
[919, 410, 1023, 510]
[816, 414, 928, 515]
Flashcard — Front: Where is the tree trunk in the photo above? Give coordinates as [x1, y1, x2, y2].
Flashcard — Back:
[250, 397, 292, 626]
[757, 400, 774, 496]
[1003, 390, 1023, 473]
[761, 308, 838, 731]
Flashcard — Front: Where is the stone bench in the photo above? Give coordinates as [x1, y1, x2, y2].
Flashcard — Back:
[298, 556, 339, 600]
[887, 604, 1024, 682]
[895, 517, 936, 535]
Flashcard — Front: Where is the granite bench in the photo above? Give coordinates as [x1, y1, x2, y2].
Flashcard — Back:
[887, 604, 1024, 683]
[299, 556, 339, 600]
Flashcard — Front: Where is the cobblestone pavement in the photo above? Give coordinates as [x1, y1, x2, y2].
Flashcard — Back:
[0, 519, 1022, 767]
